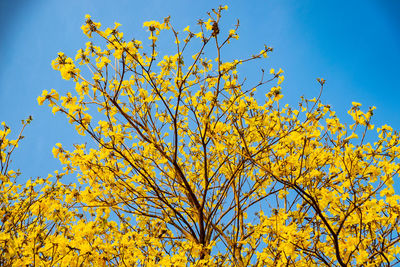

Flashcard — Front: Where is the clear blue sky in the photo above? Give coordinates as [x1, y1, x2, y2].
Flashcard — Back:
[0, 0, 399, 180]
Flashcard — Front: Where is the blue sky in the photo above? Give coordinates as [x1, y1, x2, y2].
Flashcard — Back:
[0, 0, 399, 179]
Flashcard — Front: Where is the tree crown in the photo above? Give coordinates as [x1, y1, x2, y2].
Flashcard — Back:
[1, 6, 400, 266]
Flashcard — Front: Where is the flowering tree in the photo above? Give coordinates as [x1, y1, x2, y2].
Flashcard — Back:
[2, 6, 400, 266]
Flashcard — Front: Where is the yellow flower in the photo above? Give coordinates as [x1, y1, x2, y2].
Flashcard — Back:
[277, 75, 285, 85]
[195, 32, 203, 38]
[37, 95, 46, 106]
[205, 19, 213, 31]
[37, 89, 59, 106]
[344, 132, 358, 141]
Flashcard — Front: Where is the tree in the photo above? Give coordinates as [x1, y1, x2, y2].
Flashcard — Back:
[2, 5, 400, 266]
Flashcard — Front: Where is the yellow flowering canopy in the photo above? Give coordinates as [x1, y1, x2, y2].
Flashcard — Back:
[1, 6, 400, 266]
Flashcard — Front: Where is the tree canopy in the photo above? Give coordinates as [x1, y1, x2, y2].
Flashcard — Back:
[1, 6, 400, 266]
